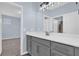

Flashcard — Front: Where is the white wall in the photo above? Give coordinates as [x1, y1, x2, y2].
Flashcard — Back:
[63, 11, 79, 34]
[0, 14, 2, 55]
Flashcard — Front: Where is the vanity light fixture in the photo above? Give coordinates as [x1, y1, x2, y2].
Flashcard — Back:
[40, 2, 53, 11]
[40, 2, 70, 11]
[76, 2, 78, 5]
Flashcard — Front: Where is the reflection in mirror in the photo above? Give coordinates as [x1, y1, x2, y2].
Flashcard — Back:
[43, 16, 53, 34]
[53, 16, 63, 33]
[43, 15, 63, 34]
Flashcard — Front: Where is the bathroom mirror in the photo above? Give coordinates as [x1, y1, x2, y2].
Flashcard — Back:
[43, 15, 63, 33]
[43, 10, 79, 35]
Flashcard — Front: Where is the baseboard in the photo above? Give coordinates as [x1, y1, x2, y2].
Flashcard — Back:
[21, 51, 28, 56]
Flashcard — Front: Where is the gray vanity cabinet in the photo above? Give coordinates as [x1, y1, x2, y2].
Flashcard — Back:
[27, 35, 79, 56]
[27, 35, 32, 54]
[51, 42, 74, 56]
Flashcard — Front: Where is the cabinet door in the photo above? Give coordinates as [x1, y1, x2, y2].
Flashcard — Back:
[75, 47, 79, 56]
[31, 40, 50, 56]
[27, 35, 32, 54]
[31, 41, 39, 56]
[51, 42, 74, 56]
[37, 43, 50, 56]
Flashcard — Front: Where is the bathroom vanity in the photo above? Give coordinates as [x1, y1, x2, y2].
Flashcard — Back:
[26, 32, 79, 56]
[26, 10, 79, 56]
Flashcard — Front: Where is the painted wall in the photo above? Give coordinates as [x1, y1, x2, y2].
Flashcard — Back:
[33, 3, 43, 32]
[45, 2, 79, 17]
[0, 15, 2, 54]
[16, 2, 43, 53]
[2, 15, 20, 39]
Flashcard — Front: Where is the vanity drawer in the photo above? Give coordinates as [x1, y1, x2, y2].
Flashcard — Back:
[51, 42, 74, 56]
[32, 36, 50, 47]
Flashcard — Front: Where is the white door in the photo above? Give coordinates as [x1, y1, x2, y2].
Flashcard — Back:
[0, 15, 2, 55]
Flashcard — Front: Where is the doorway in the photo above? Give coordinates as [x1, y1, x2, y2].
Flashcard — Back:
[0, 3, 22, 56]
[2, 15, 21, 56]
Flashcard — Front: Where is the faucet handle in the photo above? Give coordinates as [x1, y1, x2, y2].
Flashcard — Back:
[45, 31, 49, 36]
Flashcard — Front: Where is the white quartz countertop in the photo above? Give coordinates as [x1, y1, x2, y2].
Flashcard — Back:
[26, 32, 79, 47]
